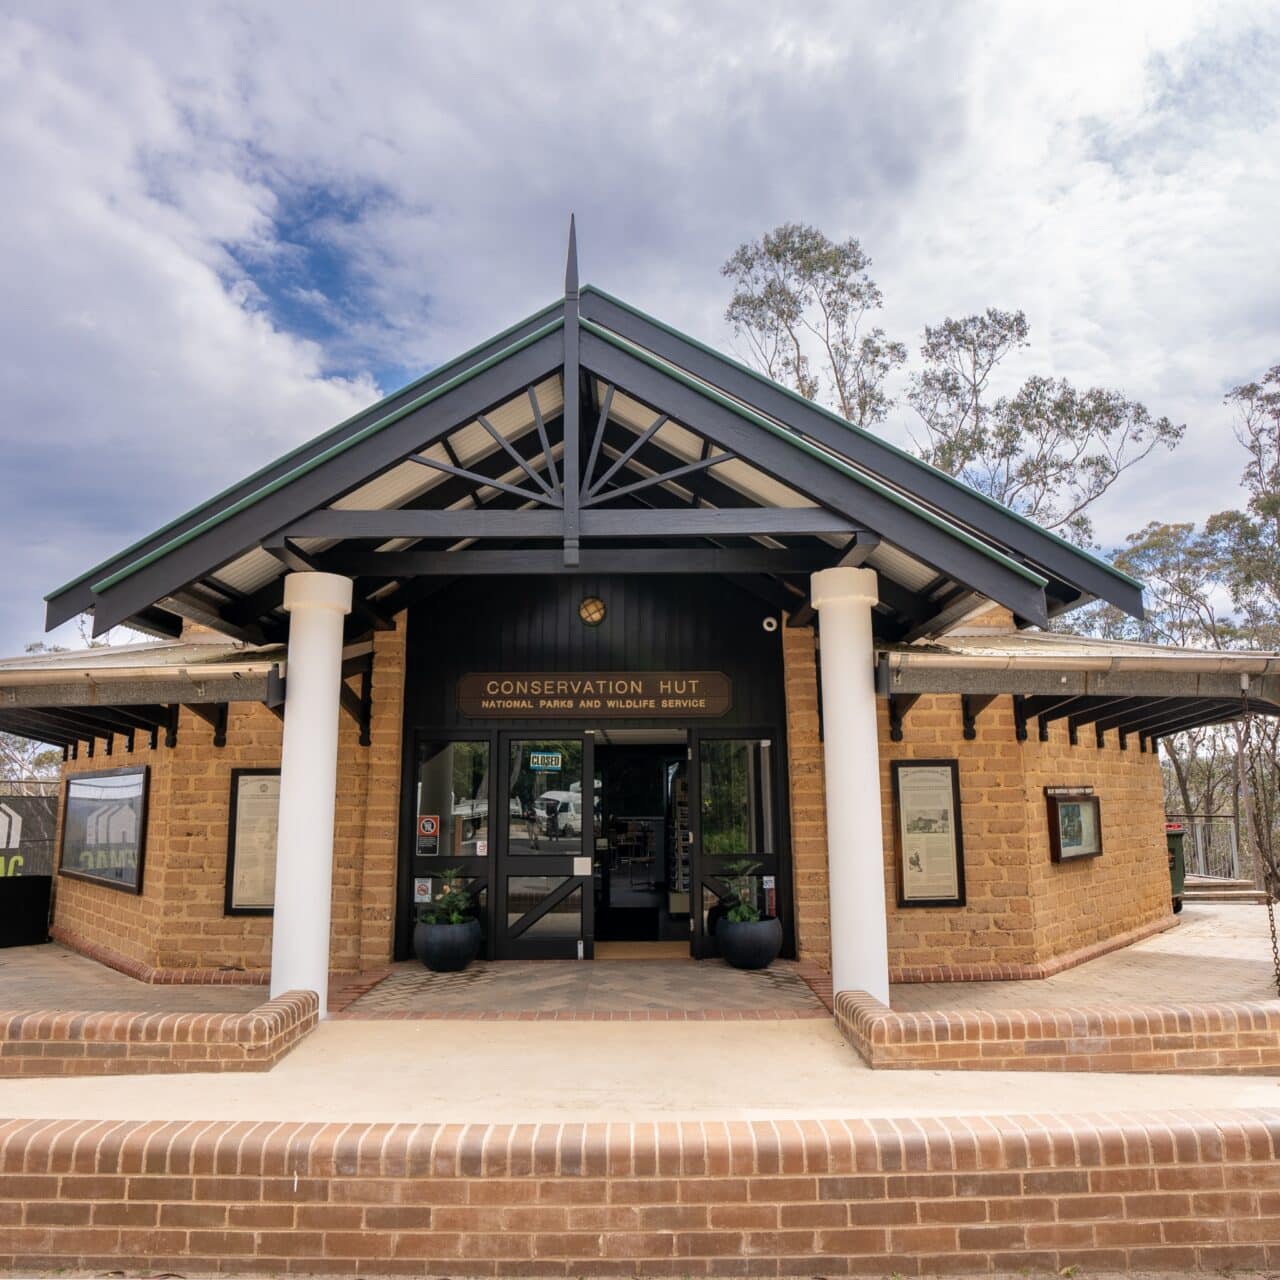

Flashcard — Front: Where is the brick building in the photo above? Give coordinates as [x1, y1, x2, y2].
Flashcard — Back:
[6, 234, 1279, 1011]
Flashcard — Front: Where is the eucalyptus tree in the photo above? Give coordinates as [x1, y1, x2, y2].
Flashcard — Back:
[722, 223, 907, 427]
[907, 317, 1184, 545]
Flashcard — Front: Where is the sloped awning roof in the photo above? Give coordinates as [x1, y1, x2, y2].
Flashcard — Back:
[877, 629, 1280, 748]
[4, 625, 1275, 753]
[0, 634, 377, 751]
[43, 233, 1146, 648]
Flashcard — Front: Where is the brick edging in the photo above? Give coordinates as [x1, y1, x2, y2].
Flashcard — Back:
[49, 926, 269, 985]
[332, 1008, 828, 1021]
[48, 928, 389, 1009]
[0, 991, 317, 1077]
[836, 989, 1280, 1074]
[889, 912, 1178, 983]
[1, 1110, 1278, 1274]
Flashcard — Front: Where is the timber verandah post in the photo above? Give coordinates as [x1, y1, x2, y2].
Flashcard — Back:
[562, 214, 581, 566]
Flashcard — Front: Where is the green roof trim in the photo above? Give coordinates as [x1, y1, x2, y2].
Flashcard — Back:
[580, 318, 1048, 590]
[47, 297, 565, 602]
[581, 285, 1143, 594]
[88, 316, 565, 596]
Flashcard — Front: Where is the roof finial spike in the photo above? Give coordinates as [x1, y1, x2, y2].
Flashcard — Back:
[564, 213, 579, 299]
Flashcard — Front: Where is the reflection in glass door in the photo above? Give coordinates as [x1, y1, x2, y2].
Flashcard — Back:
[690, 733, 781, 959]
[409, 738, 492, 955]
[496, 734, 595, 958]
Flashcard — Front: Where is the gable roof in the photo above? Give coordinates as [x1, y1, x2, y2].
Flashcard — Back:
[44, 238, 1146, 647]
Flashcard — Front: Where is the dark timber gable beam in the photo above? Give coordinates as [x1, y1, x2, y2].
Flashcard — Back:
[46, 226, 1153, 644]
[45, 299, 568, 631]
[577, 329, 1051, 628]
[578, 287, 1144, 620]
[64, 326, 567, 636]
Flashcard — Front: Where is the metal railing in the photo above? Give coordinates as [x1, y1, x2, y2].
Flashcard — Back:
[1167, 813, 1241, 881]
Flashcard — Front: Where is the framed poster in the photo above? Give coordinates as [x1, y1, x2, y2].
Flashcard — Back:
[892, 760, 966, 908]
[1047, 790, 1103, 862]
[225, 769, 281, 914]
[59, 766, 149, 895]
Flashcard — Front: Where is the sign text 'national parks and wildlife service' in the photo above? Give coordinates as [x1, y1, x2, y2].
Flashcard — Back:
[457, 672, 732, 718]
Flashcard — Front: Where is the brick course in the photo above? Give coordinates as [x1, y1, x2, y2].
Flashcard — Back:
[0, 991, 316, 1077]
[0, 1111, 1277, 1274]
[836, 990, 1280, 1074]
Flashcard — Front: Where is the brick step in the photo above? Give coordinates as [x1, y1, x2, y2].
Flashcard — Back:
[1184, 874, 1256, 891]
[1182, 888, 1270, 904]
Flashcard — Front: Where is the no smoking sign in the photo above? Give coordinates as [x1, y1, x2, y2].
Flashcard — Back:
[416, 813, 440, 853]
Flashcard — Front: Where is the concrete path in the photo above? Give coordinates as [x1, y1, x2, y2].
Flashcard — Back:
[0, 1018, 1275, 1123]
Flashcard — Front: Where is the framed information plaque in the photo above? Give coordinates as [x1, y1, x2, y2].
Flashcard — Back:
[225, 769, 281, 915]
[59, 766, 149, 895]
[1047, 789, 1103, 862]
[892, 759, 966, 908]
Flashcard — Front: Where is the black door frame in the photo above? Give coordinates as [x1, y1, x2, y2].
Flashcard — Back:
[396, 728, 498, 961]
[493, 729, 596, 960]
[688, 726, 793, 961]
[394, 720, 794, 963]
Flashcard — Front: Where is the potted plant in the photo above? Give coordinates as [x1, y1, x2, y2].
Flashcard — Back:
[413, 868, 482, 972]
[714, 858, 783, 970]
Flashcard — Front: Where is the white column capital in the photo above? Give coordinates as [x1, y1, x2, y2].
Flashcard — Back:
[811, 565, 878, 611]
[283, 572, 353, 616]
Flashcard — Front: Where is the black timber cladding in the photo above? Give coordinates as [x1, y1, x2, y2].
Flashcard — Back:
[403, 574, 785, 732]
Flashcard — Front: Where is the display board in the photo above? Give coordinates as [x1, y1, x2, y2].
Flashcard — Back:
[892, 759, 966, 908]
[225, 769, 281, 914]
[1047, 789, 1103, 862]
[59, 767, 149, 894]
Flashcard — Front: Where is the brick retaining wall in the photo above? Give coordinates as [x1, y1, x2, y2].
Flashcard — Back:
[0, 992, 316, 1077]
[836, 990, 1280, 1074]
[0, 1111, 1278, 1274]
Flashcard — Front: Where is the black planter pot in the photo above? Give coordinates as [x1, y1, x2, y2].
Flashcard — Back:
[413, 918, 482, 972]
[717, 916, 783, 971]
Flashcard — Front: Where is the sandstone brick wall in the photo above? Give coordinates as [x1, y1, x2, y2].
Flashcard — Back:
[1, 1112, 1278, 1275]
[1023, 715, 1170, 963]
[52, 620, 406, 979]
[781, 626, 829, 964]
[785, 628, 1172, 978]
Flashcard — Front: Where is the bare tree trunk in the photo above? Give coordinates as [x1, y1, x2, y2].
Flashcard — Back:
[1165, 741, 1194, 819]
[1233, 718, 1267, 891]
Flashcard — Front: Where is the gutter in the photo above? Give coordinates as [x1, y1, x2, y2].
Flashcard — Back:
[882, 650, 1280, 677]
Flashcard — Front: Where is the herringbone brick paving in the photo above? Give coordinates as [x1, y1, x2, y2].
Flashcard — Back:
[338, 957, 828, 1018]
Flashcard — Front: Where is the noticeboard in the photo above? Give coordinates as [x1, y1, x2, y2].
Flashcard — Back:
[59, 767, 149, 895]
[892, 760, 966, 908]
[226, 769, 281, 914]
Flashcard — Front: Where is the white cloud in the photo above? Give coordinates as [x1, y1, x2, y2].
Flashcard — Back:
[0, 0, 1277, 654]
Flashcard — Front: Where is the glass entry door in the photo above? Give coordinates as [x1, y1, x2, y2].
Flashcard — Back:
[495, 733, 596, 959]
[689, 732, 783, 960]
[406, 737, 494, 958]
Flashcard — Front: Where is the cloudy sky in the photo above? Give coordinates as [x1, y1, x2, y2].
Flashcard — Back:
[1, 0, 1277, 655]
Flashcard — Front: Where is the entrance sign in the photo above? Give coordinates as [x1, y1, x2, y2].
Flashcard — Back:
[458, 671, 732, 718]
[226, 770, 281, 914]
[892, 760, 966, 908]
[60, 766, 149, 895]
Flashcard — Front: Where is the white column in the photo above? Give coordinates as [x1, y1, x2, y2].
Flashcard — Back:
[269, 572, 353, 1015]
[810, 566, 889, 1004]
